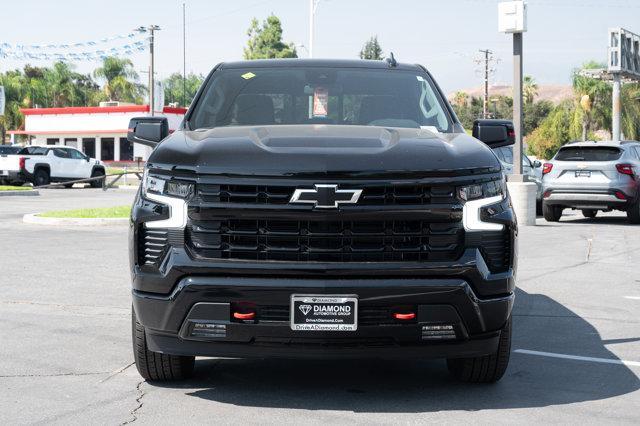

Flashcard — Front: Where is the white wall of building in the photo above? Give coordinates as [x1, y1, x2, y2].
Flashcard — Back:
[20, 107, 185, 162]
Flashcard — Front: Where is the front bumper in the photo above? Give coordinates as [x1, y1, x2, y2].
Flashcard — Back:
[130, 175, 517, 360]
[134, 276, 513, 359]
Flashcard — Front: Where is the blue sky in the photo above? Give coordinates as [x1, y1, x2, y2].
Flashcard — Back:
[2, 0, 640, 93]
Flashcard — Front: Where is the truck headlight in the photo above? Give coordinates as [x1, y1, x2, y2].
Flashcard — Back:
[141, 170, 192, 229]
[457, 179, 505, 202]
[459, 179, 506, 232]
[142, 170, 194, 199]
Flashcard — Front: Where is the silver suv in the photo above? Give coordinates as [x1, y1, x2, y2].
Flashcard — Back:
[492, 146, 543, 211]
[541, 141, 640, 223]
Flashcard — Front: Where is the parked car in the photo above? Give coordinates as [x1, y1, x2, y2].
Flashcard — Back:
[541, 140, 640, 223]
[492, 145, 543, 211]
[0, 145, 105, 187]
[0, 145, 24, 184]
[128, 59, 517, 383]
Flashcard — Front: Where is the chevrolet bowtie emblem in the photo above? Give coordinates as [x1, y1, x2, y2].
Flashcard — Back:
[289, 184, 362, 209]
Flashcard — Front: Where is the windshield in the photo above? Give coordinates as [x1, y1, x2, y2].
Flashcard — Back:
[555, 146, 622, 161]
[189, 67, 452, 132]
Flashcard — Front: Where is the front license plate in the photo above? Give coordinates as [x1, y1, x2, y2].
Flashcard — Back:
[290, 295, 358, 331]
[575, 170, 591, 178]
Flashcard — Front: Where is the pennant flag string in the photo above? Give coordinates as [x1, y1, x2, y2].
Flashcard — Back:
[1, 31, 145, 52]
[0, 42, 147, 62]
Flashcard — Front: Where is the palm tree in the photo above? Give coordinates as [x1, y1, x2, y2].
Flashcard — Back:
[621, 83, 640, 141]
[523, 75, 538, 104]
[45, 62, 83, 107]
[93, 57, 144, 103]
[453, 91, 469, 108]
[572, 61, 611, 141]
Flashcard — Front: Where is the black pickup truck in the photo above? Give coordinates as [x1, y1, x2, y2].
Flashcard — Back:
[128, 59, 517, 383]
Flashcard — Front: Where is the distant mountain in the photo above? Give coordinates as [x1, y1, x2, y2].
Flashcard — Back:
[449, 84, 573, 104]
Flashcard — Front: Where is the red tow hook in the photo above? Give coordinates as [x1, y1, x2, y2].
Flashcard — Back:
[233, 311, 256, 320]
[393, 312, 416, 320]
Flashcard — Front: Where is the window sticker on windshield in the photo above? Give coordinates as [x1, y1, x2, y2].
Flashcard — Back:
[312, 86, 328, 117]
[241, 72, 256, 80]
[416, 75, 425, 82]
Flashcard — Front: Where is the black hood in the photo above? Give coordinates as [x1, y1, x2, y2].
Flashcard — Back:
[148, 125, 501, 178]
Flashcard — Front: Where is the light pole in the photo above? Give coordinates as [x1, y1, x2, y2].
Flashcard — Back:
[137, 25, 161, 116]
[309, 0, 320, 58]
[499, 1, 536, 226]
[512, 32, 523, 176]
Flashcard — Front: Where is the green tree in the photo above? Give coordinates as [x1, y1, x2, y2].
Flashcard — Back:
[452, 91, 469, 108]
[359, 36, 383, 60]
[523, 99, 553, 135]
[621, 83, 640, 141]
[526, 101, 574, 159]
[163, 73, 204, 107]
[93, 57, 145, 103]
[243, 15, 297, 60]
[523, 75, 538, 104]
[0, 70, 26, 143]
[572, 61, 611, 141]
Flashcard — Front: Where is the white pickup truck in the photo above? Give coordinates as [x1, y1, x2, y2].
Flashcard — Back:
[0, 145, 106, 187]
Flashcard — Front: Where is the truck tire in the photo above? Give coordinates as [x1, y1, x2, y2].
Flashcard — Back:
[447, 316, 511, 383]
[132, 308, 195, 381]
[627, 198, 640, 224]
[33, 168, 50, 187]
[90, 169, 105, 188]
[543, 203, 562, 222]
[581, 209, 597, 219]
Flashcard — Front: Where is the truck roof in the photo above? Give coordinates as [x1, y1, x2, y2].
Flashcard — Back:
[218, 58, 424, 72]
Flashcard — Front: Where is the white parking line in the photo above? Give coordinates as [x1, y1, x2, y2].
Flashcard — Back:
[515, 349, 640, 367]
[624, 296, 640, 300]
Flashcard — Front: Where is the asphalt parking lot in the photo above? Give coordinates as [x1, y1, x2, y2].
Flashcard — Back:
[0, 189, 639, 424]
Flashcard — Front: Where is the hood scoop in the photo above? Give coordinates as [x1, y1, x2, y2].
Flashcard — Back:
[252, 125, 399, 153]
[263, 137, 385, 148]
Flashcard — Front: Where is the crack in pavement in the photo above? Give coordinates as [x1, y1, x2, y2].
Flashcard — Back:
[0, 300, 129, 311]
[100, 362, 135, 383]
[0, 371, 110, 378]
[121, 380, 146, 425]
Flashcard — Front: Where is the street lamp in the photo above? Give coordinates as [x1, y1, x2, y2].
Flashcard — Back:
[309, 0, 321, 58]
[499, 1, 536, 226]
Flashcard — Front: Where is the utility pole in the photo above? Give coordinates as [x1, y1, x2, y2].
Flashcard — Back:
[479, 49, 493, 119]
[137, 25, 161, 116]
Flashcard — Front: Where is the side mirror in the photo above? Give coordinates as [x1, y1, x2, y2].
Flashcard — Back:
[533, 160, 542, 168]
[472, 119, 515, 148]
[127, 117, 169, 148]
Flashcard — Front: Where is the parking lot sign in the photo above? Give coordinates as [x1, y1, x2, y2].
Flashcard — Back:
[608, 27, 640, 78]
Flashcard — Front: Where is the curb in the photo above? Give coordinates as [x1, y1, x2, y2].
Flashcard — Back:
[0, 190, 39, 197]
[23, 213, 129, 226]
